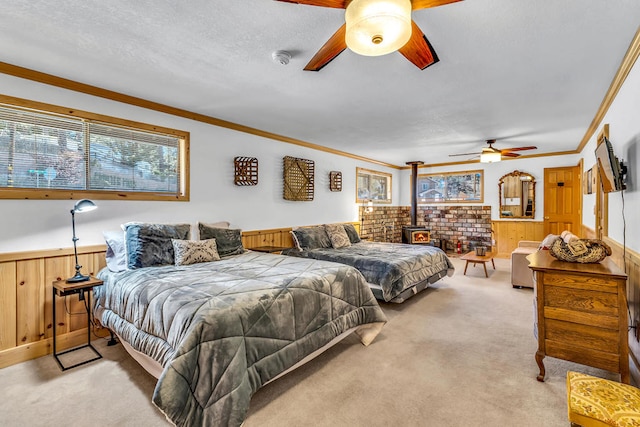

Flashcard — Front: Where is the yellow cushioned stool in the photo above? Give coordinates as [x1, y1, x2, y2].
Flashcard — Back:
[567, 371, 640, 427]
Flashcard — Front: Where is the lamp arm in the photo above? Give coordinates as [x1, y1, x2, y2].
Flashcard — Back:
[67, 209, 88, 283]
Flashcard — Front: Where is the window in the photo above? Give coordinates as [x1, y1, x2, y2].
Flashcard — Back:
[356, 167, 392, 203]
[0, 96, 189, 201]
[417, 170, 483, 203]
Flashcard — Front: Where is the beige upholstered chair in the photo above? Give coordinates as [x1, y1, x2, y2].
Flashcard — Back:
[510, 240, 540, 288]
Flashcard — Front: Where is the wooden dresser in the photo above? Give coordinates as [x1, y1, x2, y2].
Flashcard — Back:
[527, 250, 629, 383]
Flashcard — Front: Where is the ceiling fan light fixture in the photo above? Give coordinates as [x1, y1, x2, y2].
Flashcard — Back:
[480, 150, 502, 163]
[345, 0, 412, 57]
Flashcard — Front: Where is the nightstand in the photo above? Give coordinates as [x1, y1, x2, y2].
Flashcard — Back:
[248, 246, 291, 254]
[52, 276, 103, 371]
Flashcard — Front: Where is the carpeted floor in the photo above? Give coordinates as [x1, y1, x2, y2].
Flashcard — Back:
[0, 257, 616, 426]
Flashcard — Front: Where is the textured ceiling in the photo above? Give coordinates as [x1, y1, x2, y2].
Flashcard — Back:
[1, 1, 639, 166]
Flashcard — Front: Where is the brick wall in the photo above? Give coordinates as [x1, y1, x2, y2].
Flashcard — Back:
[360, 205, 492, 252]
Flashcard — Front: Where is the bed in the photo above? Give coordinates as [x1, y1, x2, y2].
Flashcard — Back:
[282, 224, 455, 303]
[95, 222, 386, 427]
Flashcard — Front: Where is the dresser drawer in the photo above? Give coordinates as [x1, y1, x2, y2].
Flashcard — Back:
[544, 318, 619, 352]
[544, 284, 618, 317]
[543, 272, 619, 293]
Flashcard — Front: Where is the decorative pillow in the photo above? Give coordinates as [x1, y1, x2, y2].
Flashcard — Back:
[196, 221, 230, 239]
[122, 222, 191, 269]
[291, 225, 332, 250]
[172, 239, 220, 266]
[103, 230, 127, 272]
[198, 224, 245, 257]
[342, 223, 361, 244]
[325, 223, 351, 249]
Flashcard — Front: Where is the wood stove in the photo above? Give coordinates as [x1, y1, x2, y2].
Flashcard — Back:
[403, 161, 430, 245]
[402, 226, 431, 244]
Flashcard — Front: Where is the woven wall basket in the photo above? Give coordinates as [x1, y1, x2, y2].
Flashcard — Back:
[549, 238, 612, 263]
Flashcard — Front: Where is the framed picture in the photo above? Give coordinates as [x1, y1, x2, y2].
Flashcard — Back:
[587, 168, 593, 194]
[356, 167, 392, 203]
[417, 170, 483, 203]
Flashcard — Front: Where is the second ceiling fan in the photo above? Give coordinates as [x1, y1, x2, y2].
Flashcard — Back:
[276, 0, 462, 71]
[449, 140, 538, 163]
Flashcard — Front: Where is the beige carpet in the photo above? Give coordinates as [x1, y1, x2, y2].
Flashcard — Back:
[0, 257, 617, 426]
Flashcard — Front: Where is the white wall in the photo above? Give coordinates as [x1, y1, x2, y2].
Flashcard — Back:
[581, 53, 640, 253]
[399, 154, 581, 222]
[0, 74, 400, 253]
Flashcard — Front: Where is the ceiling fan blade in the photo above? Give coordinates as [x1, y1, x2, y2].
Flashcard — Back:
[274, 0, 348, 8]
[304, 24, 347, 71]
[398, 21, 439, 70]
[411, 0, 463, 11]
[502, 152, 520, 158]
[502, 146, 537, 152]
[449, 152, 479, 157]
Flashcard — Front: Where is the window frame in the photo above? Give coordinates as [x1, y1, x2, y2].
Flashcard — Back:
[0, 94, 189, 201]
[416, 169, 484, 204]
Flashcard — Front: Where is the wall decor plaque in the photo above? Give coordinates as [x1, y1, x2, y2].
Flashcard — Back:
[329, 171, 342, 192]
[283, 156, 314, 201]
[234, 157, 258, 186]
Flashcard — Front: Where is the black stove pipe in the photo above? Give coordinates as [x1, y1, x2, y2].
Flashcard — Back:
[406, 161, 424, 226]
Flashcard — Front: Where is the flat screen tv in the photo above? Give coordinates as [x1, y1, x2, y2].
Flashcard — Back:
[595, 137, 625, 193]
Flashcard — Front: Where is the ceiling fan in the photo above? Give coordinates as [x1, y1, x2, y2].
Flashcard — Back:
[275, 0, 462, 71]
[449, 140, 538, 163]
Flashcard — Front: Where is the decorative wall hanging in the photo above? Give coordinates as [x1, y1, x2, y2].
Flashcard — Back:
[356, 167, 392, 203]
[283, 156, 315, 201]
[234, 157, 258, 186]
[329, 171, 342, 192]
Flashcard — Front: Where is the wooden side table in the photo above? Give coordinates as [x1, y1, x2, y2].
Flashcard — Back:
[52, 276, 103, 371]
[460, 251, 496, 278]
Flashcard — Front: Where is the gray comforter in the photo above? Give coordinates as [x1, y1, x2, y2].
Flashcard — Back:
[282, 241, 455, 302]
[94, 251, 386, 427]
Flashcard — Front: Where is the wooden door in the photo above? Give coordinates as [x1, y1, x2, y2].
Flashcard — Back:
[543, 165, 582, 235]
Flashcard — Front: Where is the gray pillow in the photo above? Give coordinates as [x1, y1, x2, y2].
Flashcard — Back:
[122, 222, 191, 269]
[291, 225, 332, 250]
[103, 230, 127, 272]
[325, 223, 351, 249]
[342, 223, 361, 244]
[198, 224, 245, 257]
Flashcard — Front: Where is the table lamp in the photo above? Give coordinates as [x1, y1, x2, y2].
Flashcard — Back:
[67, 199, 97, 283]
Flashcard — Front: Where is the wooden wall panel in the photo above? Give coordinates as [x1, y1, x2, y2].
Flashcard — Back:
[16, 259, 45, 346]
[44, 256, 73, 338]
[604, 237, 640, 385]
[242, 228, 294, 249]
[0, 262, 17, 350]
[492, 220, 545, 258]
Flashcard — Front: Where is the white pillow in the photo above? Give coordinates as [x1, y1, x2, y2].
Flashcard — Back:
[172, 239, 220, 266]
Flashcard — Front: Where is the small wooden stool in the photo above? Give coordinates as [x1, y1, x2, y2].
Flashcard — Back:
[567, 371, 640, 427]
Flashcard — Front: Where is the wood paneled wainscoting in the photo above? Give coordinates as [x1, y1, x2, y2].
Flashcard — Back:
[492, 220, 545, 258]
[604, 237, 640, 385]
[0, 245, 108, 369]
[0, 223, 360, 369]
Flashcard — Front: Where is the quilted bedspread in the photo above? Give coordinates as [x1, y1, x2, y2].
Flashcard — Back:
[94, 252, 386, 427]
[282, 241, 455, 302]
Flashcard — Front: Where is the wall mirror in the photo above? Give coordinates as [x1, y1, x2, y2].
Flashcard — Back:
[498, 170, 535, 218]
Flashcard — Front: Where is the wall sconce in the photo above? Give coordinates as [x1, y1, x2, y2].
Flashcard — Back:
[67, 199, 97, 283]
